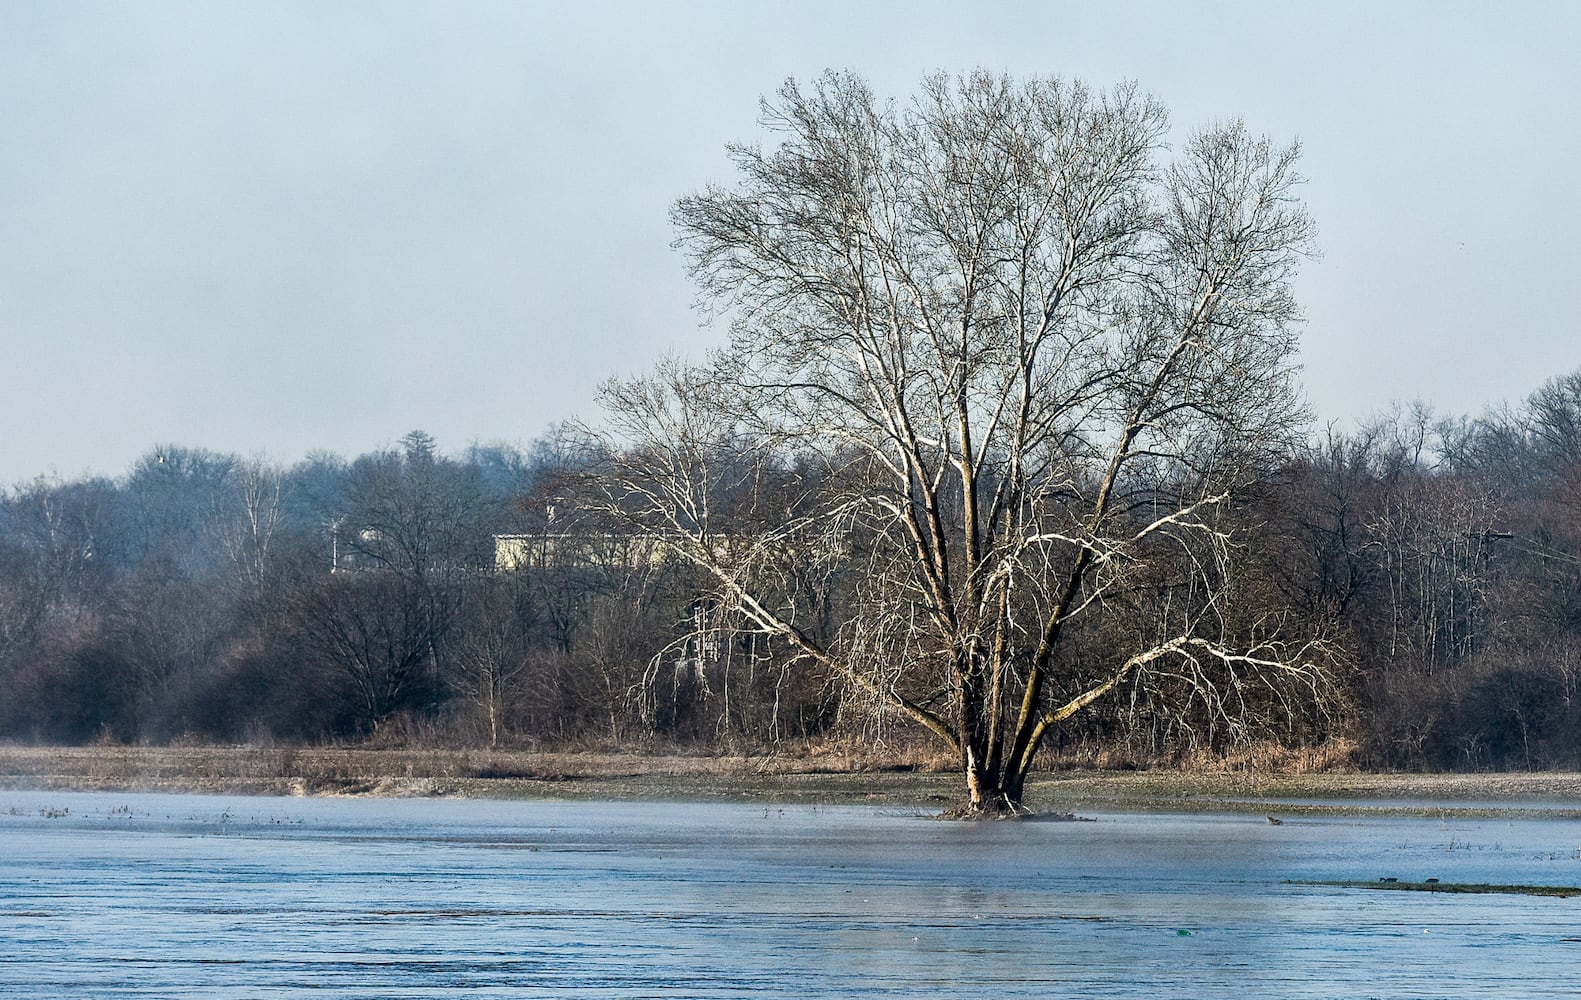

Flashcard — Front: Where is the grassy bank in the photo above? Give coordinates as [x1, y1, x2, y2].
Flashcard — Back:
[4, 745, 1581, 817]
[0, 744, 962, 806]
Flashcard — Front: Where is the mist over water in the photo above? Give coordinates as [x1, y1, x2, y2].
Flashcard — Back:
[3, 793, 1578, 997]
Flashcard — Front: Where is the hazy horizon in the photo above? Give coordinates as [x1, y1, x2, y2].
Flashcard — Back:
[4, 1, 1579, 484]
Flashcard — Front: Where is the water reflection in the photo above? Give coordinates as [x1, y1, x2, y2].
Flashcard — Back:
[2, 793, 1578, 997]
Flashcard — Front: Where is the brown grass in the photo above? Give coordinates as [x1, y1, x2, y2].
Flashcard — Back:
[1039, 737, 1363, 775]
[0, 744, 961, 805]
[3, 743, 1581, 815]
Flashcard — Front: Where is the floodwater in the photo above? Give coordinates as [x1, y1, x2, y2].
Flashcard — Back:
[2, 792, 1580, 998]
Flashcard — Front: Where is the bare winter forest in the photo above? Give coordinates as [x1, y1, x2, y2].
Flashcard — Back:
[2, 378, 1579, 773]
[6, 72, 1580, 810]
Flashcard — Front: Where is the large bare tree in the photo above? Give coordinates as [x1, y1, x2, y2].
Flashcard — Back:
[587, 71, 1340, 814]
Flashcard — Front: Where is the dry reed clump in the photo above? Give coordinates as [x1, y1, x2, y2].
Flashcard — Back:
[1174, 738, 1362, 776]
[6, 742, 1581, 809]
[756, 738, 956, 774]
[1038, 738, 1360, 776]
[0, 738, 1361, 796]
[0, 740, 961, 797]
[1038, 744, 1143, 772]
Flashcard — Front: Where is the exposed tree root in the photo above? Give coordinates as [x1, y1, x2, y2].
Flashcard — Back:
[942, 793, 1034, 820]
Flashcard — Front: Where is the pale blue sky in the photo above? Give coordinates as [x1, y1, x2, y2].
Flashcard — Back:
[2, 1, 1578, 483]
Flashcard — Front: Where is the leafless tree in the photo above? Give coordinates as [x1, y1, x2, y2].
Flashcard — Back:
[287, 572, 448, 733]
[449, 575, 534, 747]
[1526, 372, 1581, 474]
[338, 431, 495, 581]
[1367, 469, 1505, 672]
[218, 457, 285, 594]
[585, 71, 1341, 814]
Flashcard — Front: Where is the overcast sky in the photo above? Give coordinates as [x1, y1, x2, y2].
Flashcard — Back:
[2, 1, 1578, 484]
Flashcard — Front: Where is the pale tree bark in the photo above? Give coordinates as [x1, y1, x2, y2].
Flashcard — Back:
[585, 70, 1342, 815]
[219, 457, 284, 594]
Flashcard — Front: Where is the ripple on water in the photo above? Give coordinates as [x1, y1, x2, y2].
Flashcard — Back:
[2, 792, 1579, 997]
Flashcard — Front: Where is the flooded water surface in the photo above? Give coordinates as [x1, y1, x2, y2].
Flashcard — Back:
[3, 791, 1580, 997]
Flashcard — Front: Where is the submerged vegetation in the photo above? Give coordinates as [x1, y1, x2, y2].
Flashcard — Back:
[1302, 881, 1581, 898]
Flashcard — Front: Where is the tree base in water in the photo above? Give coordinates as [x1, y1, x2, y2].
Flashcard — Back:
[942, 795, 1034, 820]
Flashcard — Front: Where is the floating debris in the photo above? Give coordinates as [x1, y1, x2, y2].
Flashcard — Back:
[1297, 880, 1581, 898]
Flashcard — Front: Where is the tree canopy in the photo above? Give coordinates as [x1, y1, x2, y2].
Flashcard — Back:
[588, 70, 1340, 813]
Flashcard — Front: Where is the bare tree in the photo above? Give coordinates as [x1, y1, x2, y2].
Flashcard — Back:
[287, 572, 447, 734]
[1526, 371, 1581, 474]
[449, 575, 535, 747]
[337, 431, 495, 581]
[2, 475, 124, 604]
[218, 457, 285, 594]
[585, 71, 1340, 814]
[124, 445, 237, 574]
[1367, 469, 1505, 673]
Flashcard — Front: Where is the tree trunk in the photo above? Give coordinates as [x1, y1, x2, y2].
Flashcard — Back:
[957, 744, 1026, 818]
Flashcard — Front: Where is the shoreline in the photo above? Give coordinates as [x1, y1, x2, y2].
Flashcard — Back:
[4, 745, 1581, 818]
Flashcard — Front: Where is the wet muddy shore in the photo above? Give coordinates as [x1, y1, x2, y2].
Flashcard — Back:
[4, 745, 1581, 818]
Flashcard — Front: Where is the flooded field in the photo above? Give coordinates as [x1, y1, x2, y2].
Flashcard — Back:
[2, 792, 1579, 997]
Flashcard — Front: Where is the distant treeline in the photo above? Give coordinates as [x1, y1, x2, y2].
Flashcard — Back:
[3, 366, 1581, 771]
